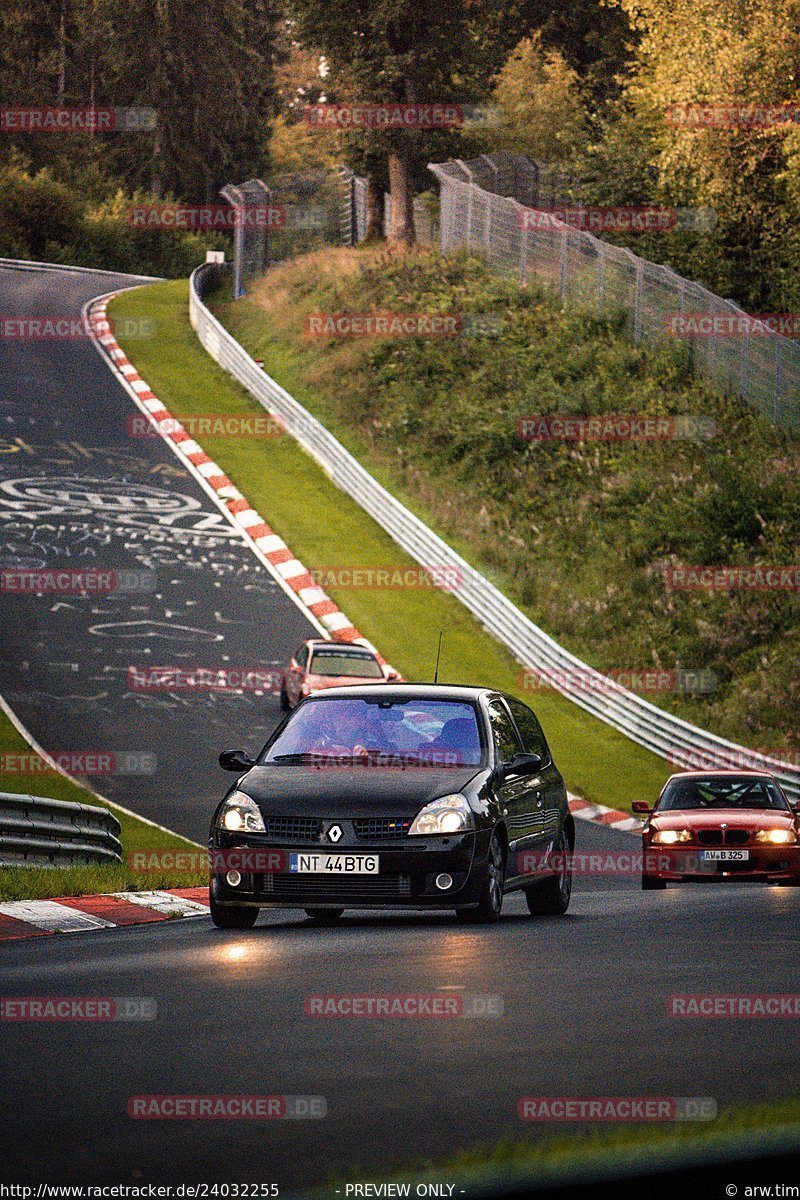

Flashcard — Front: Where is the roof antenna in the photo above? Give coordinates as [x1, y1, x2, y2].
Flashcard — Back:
[433, 631, 443, 685]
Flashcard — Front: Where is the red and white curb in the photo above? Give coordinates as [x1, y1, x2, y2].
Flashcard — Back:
[569, 794, 642, 834]
[0, 888, 209, 942]
[87, 296, 394, 669]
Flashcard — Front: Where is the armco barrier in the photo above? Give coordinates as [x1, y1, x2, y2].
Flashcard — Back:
[188, 262, 800, 803]
[0, 792, 122, 867]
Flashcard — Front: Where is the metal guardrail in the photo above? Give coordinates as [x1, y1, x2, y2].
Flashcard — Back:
[189, 262, 800, 803]
[0, 792, 122, 867]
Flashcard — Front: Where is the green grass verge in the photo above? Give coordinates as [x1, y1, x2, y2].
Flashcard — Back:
[109, 278, 670, 813]
[0, 706, 203, 902]
[318, 1097, 800, 1194]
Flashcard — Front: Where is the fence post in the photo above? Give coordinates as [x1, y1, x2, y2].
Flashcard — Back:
[485, 190, 493, 258]
[520, 210, 528, 285]
[597, 241, 605, 307]
[633, 257, 644, 341]
[774, 335, 783, 423]
[559, 228, 568, 302]
[466, 183, 474, 249]
[739, 326, 750, 399]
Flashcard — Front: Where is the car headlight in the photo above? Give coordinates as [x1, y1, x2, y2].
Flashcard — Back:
[408, 794, 474, 836]
[755, 828, 797, 845]
[651, 828, 692, 845]
[217, 790, 266, 833]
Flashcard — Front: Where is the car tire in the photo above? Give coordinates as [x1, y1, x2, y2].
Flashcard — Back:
[279, 686, 290, 711]
[642, 876, 667, 890]
[209, 890, 259, 929]
[304, 908, 345, 923]
[525, 828, 572, 916]
[456, 832, 505, 924]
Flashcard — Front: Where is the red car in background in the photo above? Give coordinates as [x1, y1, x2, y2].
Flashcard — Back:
[280, 639, 402, 709]
[634, 771, 800, 889]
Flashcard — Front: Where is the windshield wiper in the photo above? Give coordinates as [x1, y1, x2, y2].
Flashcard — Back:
[271, 752, 338, 763]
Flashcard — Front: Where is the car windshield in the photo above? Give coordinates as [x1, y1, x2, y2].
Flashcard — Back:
[309, 649, 384, 679]
[261, 698, 484, 766]
[656, 776, 790, 812]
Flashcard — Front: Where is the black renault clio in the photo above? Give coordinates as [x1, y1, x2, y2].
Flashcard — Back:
[209, 684, 573, 927]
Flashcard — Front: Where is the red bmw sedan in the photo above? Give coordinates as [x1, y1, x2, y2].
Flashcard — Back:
[633, 771, 800, 889]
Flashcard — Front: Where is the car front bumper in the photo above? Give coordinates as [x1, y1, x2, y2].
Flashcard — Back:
[642, 842, 800, 883]
[209, 828, 489, 909]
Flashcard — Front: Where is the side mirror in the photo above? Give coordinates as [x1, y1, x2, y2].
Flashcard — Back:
[504, 752, 543, 780]
[219, 749, 255, 772]
[632, 801, 652, 814]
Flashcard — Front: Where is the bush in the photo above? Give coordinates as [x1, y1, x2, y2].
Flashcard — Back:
[0, 163, 226, 277]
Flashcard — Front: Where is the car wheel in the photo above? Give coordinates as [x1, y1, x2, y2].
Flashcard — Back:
[279, 686, 290, 711]
[304, 908, 344, 924]
[456, 832, 505, 925]
[526, 828, 572, 915]
[642, 876, 667, 891]
[209, 890, 259, 929]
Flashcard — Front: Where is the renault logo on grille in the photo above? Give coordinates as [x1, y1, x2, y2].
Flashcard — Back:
[327, 823, 343, 843]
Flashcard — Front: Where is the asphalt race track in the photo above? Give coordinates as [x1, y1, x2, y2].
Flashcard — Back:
[1, 850, 799, 1188]
[1, 266, 799, 1192]
[0, 265, 315, 841]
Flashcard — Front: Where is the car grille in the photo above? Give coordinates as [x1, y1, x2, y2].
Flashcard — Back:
[698, 829, 750, 845]
[352, 818, 412, 841]
[258, 874, 412, 901]
[262, 817, 323, 843]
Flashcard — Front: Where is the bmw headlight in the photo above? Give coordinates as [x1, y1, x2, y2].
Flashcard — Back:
[408, 794, 474, 836]
[755, 828, 797, 845]
[217, 790, 266, 833]
[651, 828, 692, 845]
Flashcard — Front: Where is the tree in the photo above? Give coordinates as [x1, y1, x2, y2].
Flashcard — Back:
[288, 0, 479, 245]
[491, 34, 590, 162]
[613, 0, 800, 307]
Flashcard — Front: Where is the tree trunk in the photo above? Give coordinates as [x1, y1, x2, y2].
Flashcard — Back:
[57, 3, 67, 106]
[150, 124, 163, 198]
[364, 174, 384, 242]
[388, 145, 416, 247]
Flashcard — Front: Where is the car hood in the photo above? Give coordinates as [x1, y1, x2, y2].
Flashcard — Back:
[237, 764, 485, 818]
[650, 808, 796, 830]
[305, 674, 386, 690]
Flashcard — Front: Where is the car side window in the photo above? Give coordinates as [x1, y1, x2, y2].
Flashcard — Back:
[507, 698, 551, 764]
[487, 700, 523, 764]
[296, 645, 309, 670]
